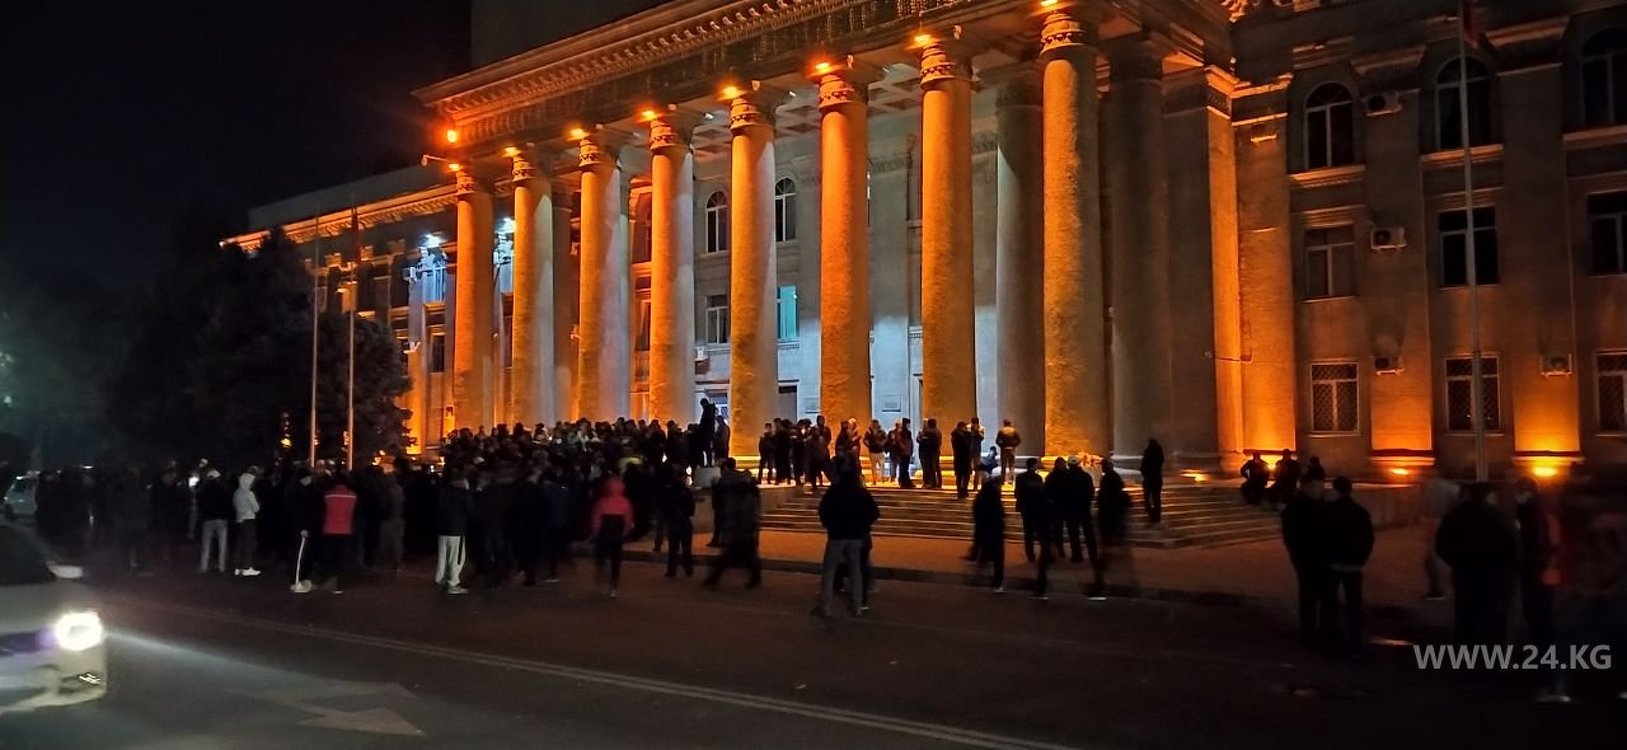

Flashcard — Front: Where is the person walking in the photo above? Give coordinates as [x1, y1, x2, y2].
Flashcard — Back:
[1322, 476, 1374, 653]
[703, 458, 764, 589]
[950, 422, 973, 499]
[1016, 458, 1050, 563]
[196, 469, 232, 574]
[995, 420, 1021, 479]
[918, 419, 943, 490]
[1281, 474, 1329, 647]
[1436, 482, 1519, 645]
[314, 474, 358, 594]
[590, 474, 634, 598]
[814, 464, 880, 619]
[434, 471, 474, 594]
[1140, 439, 1165, 525]
[972, 469, 1007, 594]
[231, 468, 262, 577]
[658, 463, 696, 578]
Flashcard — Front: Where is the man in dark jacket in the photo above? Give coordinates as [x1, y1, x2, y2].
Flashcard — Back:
[1140, 439, 1166, 525]
[917, 419, 944, 490]
[511, 466, 548, 586]
[697, 398, 717, 467]
[1322, 476, 1374, 652]
[704, 459, 763, 589]
[1056, 456, 1097, 566]
[375, 464, 408, 572]
[1016, 458, 1050, 563]
[1281, 475, 1329, 646]
[757, 423, 775, 484]
[196, 470, 234, 574]
[1512, 477, 1567, 701]
[950, 422, 974, 499]
[814, 465, 880, 618]
[476, 468, 517, 587]
[1270, 449, 1301, 510]
[1240, 451, 1268, 506]
[434, 472, 474, 594]
[972, 470, 1007, 594]
[541, 468, 574, 582]
[893, 418, 915, 488]
[1436, 482, 1518, 645]
[658, 463, 696, 578]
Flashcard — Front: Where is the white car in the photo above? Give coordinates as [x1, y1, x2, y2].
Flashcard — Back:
[2, 472, 38, 525]
[0, 522, 106, 714]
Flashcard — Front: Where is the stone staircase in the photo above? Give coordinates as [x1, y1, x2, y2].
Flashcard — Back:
[760, 482, 1282, 549]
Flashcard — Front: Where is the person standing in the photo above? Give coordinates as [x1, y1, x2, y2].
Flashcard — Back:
[864, 420, 888, 486]
[893, 418, 915, 489]
[434, 471, 474, 594]
[918, 419, 943, 490]
[659, 463, 696, 578]
[1513, 478, 1569, 702]
[774, 420, 793, 487]
[703, 458, 763, 589]
[968, 418, 987, 492]
[476, 466, 517, 587]
[1140, 439, 1165, 525]
[1016, 458, 1050, 563]
[757, 423, 775, 484]
[950, 422, 973, 499]
[512, 466, 548, 586]
[590, 475, 634, 598]
[1281, 474, 1329, 647]
[1240, 451, 1269, 506]
[375, 463, 407, 573]
[972, 469, 1007, 594]
[541, 467, 574, 583]
[1270, 449, 1301, 511]
[1436, 482, 1519, 645]
[288, 468, 323, 593]
[231, 468, 262, 577]
[995, 420, 1021, 479]
[697, 398, 717, 467]
[113, 466, 152, 574]
[814, 464, 880, 619]
[1094, 460, 1129, 600]
[196, 469, 232, 574]
[315, 474, 358, 594]
[1322, 476, 1374, 653]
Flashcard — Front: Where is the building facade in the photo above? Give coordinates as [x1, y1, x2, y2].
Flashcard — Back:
[226, 0, 1627, 480]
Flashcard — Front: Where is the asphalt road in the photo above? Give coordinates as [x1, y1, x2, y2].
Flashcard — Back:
[0, 558, 1621, 749]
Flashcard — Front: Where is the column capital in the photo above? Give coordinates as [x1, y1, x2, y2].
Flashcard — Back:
[642, 105, 705, 153]
[807, 55, 881, 113]
[1039, 9, 1097, 60]
[572, 126, 629, 173]
[916, 27, 973, 89]
[453, 167, 486, 198]
[718, 80, 787, 134]
[508, 147, 556, 185]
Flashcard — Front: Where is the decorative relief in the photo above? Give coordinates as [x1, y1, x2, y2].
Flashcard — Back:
[815, 73, 868, 112]
[919, 35, 971, 88]
[576, 134, 620, 171]
[1039, 11, 1092, 58]
[454, 169, 481, 197]
[510, 154, 536, 182]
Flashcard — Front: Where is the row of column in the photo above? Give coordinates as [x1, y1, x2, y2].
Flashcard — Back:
[439, 7, 1177, 463]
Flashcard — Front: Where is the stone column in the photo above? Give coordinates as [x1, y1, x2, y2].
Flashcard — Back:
[575, 131, 631, 421]
[405, 258, 429, 450]
[994, 64, 1046, 454]
[451, 168, 495, 430]
[441, 264, 457, 437]
[552, 191, 579, 422]
[722, 82, 782, 458]
[509, 150, 555, 428]
[812, 59, 874, 429]
[918, 33, 977, 426]
[646, 110, 698, 425]
[1106, 39, 1174, 464]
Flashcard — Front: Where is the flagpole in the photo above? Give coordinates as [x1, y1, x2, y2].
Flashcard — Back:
[309, 209, 322, 467]
[1458, 12, 1488, 482]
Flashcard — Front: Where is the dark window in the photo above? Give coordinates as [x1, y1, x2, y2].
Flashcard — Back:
[1310, 363, 1360, 433]
[1600, 352, 1627, 433]
[774, 178, 797, 242]
[1304, 226, 1357, 299]
[1439, 207, 1499, 287]
[1436, 57, 1494, 150]
[431, 333, 446, 373]
[1446, 356, 1500, 432]
[1582, 30, 1627, 128]
[1588, 191, 1627, 274]
[1304, 83, 1356, 170]
[704, 191, 729, 254]
[631, 192, 653, 264]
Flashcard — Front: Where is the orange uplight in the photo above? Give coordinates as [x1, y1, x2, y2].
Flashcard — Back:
[813, 60, 833, 74]
[641, 108, 658, 121]
[1533, 465, 1560, 479]
[444, 128, 459, 144]
[1182, 471, 1208, 484]
[569, 126, 588, 141]
[447, 161, 463, 172]
[1040, 0, 1059, 8]
[721, 84, 742, 100]
[503, 146, 520, 157]
[1388, 467, 1411, 477]
[914, 33, 935, 46]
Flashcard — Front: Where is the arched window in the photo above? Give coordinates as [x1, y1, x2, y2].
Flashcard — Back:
[1304, 83, 1355, 169]
[1582, 30, 1627, 128]
[774, 178, 797, 243]
[704, 191, 729, 254]
[1436, 57, 1494, 150]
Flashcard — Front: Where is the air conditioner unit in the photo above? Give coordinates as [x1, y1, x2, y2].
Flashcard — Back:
[1373, 355, 1404, 375]
[1541, 354, 1573, 377]
[1370, 226, 1407, 252]
[1366, 92, 1402, 116]
[695, 346, 710, 363]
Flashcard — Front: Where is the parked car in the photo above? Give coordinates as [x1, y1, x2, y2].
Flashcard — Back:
[0, 521, 106, 714]
[2, 471, 39, 525]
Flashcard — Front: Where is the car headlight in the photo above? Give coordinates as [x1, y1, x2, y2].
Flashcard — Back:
[52, 610, 104, 652]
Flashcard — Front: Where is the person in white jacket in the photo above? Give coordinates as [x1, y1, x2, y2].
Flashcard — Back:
[232, 468, 262, 577]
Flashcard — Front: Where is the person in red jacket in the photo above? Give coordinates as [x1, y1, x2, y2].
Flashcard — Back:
[590, 475, 634, 598]
[308, 474, 357, 595]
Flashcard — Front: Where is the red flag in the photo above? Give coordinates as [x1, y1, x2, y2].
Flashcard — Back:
[1459, 0, 1481, 49]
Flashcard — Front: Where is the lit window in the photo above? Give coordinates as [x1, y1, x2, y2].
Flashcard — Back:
[1439, 207, 1499, 287]
[774, 178, 797, 242]
[1600, 352, 1627, 433]
[1446, 356, 1499, 432]
[704, 191, 729, 254]
[1304, 226, 1356, 299]
[1587, 191, 1627, 275]
[632, 192, 653, 264]
[1304, 83, 1355, 170]
[776, 285, 798, 341]
[704, 294, 730, 344]
[1310, 362, 1359, 434]
[1581, 30, 1627, 128]
[494, 218, 515, 294]
[1436, 57, 1494, 150]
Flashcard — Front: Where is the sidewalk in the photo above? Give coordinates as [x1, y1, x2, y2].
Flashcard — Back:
[628, 525, 1449, 624]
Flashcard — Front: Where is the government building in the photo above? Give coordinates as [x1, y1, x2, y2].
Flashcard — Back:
[225, 0, 1627, 481]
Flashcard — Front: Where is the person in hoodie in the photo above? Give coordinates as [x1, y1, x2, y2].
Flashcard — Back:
[590, 474, 634, 598]
[232, 467, 263, 577]
[435, 470, 474, 594]
[1281, 474, 1329, 646]
[196, 469, 233, 574]
[814, 463, 880, 619]
[1321, 476, 1374, 653]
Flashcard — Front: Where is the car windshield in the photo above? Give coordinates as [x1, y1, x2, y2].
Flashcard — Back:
[0, 526, 55, 586]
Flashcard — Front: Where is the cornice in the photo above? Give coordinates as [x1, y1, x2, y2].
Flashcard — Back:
[223, 184, 459, 251]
